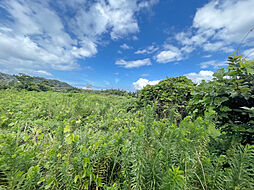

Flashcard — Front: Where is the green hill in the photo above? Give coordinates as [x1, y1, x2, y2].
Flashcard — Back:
[0, 72, 18, 83]
[0, 72, 76, 92]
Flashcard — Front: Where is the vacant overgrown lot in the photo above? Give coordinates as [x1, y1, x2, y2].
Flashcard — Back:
[0, 88, 253, 190]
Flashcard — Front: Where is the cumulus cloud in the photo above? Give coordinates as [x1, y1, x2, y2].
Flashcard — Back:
[175, 0, 254, 55]
[155, 45, 183, 63]
[115, 58, 152, 68]
[200, 60, 227, 69]
[133, 78, 160, 90]
[0, 0, 158, 75]
[185, 70, 214, 83]
[193, 0, 254, 43]
[175, 31, 209, 47]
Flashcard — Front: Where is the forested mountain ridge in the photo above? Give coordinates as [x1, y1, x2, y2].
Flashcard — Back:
[0, 72, 75, 92]
[0, 72, 18, 83]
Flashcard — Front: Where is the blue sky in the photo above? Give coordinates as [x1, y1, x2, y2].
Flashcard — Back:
[0, 0, 254, 91]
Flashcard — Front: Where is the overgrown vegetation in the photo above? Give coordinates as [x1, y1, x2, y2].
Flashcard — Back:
[0, 54, 254, 189]
[188, 54, 254, 145]
[137, 76, 195, 122]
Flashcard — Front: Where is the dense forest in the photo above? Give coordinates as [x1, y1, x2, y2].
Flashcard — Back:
[0, 53, 254, 189]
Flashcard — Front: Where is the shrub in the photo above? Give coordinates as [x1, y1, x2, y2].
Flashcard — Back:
[188, 54, 254, 144]
[137, 76, 195, 122]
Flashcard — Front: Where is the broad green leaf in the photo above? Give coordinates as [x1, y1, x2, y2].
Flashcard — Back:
[65, 133, 73, 144]
[64, 124, 71, 133]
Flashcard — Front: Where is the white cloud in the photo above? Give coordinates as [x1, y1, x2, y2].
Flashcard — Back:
[203, 55, 212, 58]
[181, 46, 195, 53]
[120, 43, 132, 50]
[193, 0, 254, 43]
[0, 0, 95, 74]
[0, 0, 158, 75]
[34, 70, 53, 77]
[200, 60, 227, 69]
[175, 30, 234, 53]
[155, 45, 183, 63]
[66, 0, 144, 40]
[138, 0, 159, 9]
[132, 36, 139, 40]
[133, 78, 160, 90]
[175, 31, 209, 46]
[115, 58, 152, 68]
[203, 42, 234, 53]
[175, 0, 254, 54]
[156, 51, 180, 63]
[185, 70, 214, 83]
[135, 45, 159, 54]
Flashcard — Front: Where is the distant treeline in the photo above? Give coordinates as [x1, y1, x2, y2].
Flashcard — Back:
[0, 72, 137, 97]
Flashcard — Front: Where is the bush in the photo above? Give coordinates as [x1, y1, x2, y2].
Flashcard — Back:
[188, 54, 254, 144]
[137, 76, 195, 122]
